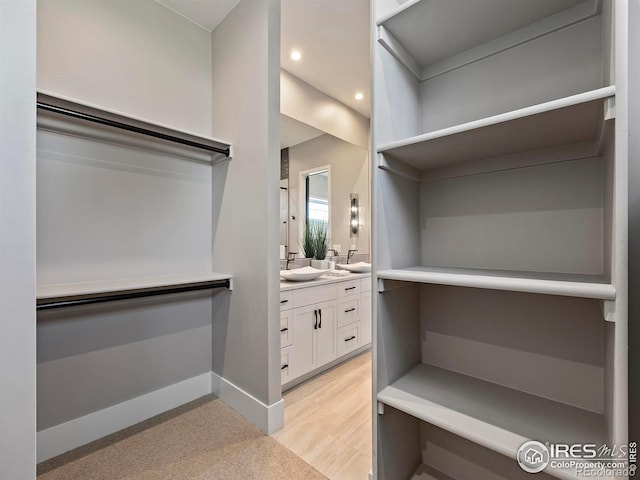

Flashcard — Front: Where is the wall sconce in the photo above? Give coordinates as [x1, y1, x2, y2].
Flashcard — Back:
[350, 193, 359, 237]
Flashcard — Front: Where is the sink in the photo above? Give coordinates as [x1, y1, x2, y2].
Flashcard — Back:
[336, 262, 371, 273]
[280, 266, 331, 282]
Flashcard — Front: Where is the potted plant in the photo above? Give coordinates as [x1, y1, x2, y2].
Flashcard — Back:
[311, 222, 331, 269]
[300, 222, 315, 260]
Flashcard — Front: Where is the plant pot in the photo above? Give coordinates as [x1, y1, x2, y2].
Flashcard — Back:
[311, 259, 331, 270]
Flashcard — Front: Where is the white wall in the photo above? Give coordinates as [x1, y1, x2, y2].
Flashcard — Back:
[0, 1, 37, 478]
[210, 0, 283, 430]
[281, 70, 370, 149]
[36, 129, 213, 284]
[289, 134, 370, 255]
[38, 0, 212, 136]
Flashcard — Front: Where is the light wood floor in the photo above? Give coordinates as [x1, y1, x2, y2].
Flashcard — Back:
[272, 351, 372, 480]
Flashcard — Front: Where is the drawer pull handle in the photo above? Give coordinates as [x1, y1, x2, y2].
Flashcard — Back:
[345, 286, 357, 291]
[345, 336, 356, 342]
[280, 299, 289, 304]
[281, 364, 288, 370]
[280, 327, 288, 333]
[345, 308, 356, 313]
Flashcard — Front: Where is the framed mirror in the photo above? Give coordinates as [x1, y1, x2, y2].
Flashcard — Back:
[284, 134, 369, 259]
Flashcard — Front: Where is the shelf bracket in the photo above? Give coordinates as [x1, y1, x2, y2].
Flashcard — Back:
[601, 300, 616, 323]
[377, 153, 422, 182]
[595, 97, 616, 155]
[604, 97, 616, 121]
[377, 402, 385, 415]
[377, 277, 415, 293]
[377, 25, 421, 80]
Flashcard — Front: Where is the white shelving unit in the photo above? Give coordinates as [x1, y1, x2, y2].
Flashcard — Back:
[377, 267, 615, 301]
[372, 1, 629, 479]
[377, 86, 615, 175]
[378, 365, 606, 480]
[376, 0, 601, 82]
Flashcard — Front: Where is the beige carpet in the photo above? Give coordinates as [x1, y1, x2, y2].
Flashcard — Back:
[38, 395, 327, 480]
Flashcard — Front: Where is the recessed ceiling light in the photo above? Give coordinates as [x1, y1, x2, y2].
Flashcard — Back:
[290, 50, 302, 61]
[355, 92, 364, 101]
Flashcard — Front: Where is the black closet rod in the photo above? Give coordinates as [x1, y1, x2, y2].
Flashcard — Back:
[37, 102, 231, 157]
[37, 279, 231, 311]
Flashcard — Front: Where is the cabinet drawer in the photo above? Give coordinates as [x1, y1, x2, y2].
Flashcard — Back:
[280, 310, 293, 348]
[281, 346, 292, 384]
[360, 276, 371, 293]
[292, 284, 337, 308]
[280, 291, 293, 310]
[338, 297, 360, 328]
[338, 279, 360, 298]
[337, 324, 360, 357]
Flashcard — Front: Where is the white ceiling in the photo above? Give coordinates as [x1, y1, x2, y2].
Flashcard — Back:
[280, 115, 324, 149]
[281, 0, 370, 118]
[155, 0, 371, 141]
[155, 0, 241, 32]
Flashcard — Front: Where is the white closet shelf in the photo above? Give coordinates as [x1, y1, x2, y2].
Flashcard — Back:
[376, 0, 600, 81]
[37, 90, 232, 160]
[377, 266, 615, 300]
[37, 272, 233, 302]
[378, 364, 607, 480]
[377, 87, 615, 173]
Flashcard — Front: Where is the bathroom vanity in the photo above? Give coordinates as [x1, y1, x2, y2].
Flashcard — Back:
[280, 273, 371, 389]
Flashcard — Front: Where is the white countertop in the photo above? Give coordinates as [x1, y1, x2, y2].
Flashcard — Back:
[280, 272, 371, 292]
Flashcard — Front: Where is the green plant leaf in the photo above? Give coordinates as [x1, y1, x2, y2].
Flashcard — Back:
[312, 221, 328, 260]
[300, 222, 315, 258]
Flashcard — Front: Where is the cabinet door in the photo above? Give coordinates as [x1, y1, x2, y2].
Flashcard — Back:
[360, 291, 372, 346]
[315, 300, 337, 367]
[290, 305, 315, 379]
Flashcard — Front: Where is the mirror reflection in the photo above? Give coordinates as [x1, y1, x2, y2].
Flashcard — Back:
[280, 126, 369, 264]
[305, 170, 329, 228]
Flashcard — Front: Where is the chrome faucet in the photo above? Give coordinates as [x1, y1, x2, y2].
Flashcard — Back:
[347, 249, 357, 264]
[327, 248, 338, 258]
[286, 252, 297, 270]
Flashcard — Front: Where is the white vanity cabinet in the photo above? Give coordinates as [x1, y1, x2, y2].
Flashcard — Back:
[290, 300, 337, 379]
[280, 274, 371, 388]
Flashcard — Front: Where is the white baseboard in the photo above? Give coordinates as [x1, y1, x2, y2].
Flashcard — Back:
[37, 372, 211, 463]
[37, 370, 285, 462]
[211, 371, 284, 434]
